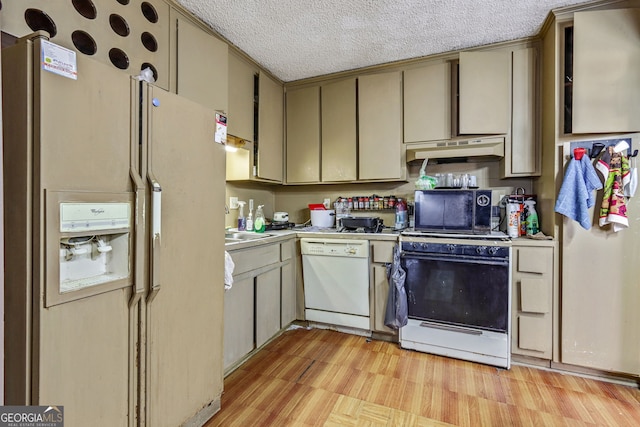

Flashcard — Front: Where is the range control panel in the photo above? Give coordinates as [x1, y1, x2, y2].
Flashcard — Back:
[300, 238, 369, 258]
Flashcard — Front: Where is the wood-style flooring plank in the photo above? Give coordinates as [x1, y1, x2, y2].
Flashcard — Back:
[206, 328, 640, 426]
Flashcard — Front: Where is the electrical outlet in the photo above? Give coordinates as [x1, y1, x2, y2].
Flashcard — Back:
[323, 198, 331, 209]
[229, 197, 239, 209]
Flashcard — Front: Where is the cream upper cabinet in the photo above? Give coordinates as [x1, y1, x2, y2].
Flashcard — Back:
[321, 78, 357, 182]
[227, 71, 283, 183]
[572, 8, 640, 134]
[228, 52, 256, 142]
[502, 47, 540, 177]
[174, 13, 228, 113]
[403, 62, 451, 142]
[256, 72, 284, 182]
[286, 86, 321, 184]
[458, 51, 510, 135]
[358, 71, 405, 181]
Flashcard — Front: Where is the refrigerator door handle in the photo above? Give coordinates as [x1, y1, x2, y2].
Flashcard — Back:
[129, 169, 146, 307]
[147, 180, 162, 302]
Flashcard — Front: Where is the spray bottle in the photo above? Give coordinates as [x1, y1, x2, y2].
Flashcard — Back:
[246, 199, 254, 231]
[524, 200, 539, 236]
[237, 201, 246, 231]
[254, 205, 266, 233]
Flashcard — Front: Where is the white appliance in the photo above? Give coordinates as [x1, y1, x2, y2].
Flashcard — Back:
[301, 238, 370, 330]
[3, 35, 226, 426]
[399, 233, 512, 369]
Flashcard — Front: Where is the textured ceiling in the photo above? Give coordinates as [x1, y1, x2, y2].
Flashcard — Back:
[176, 0, 593, 82]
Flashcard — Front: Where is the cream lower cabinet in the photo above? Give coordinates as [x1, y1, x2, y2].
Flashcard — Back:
[281, 238, 297, 326]
[256, 268, 282, 348]
[370, 240, 398, 336]
[511, 241, 557, 360]
[224, 238, 296, 373]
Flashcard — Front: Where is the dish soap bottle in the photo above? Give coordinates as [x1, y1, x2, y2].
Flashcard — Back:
[246, 199, 254, 232]
[237, 201, 246, 231]
[524, 200, 539, 236]
[254, 205, 266, 233]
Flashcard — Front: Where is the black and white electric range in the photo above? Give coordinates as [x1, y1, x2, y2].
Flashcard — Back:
[398, 230, 512, 369]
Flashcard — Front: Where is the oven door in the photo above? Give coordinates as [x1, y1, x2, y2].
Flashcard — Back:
[400, 252, 510, 333]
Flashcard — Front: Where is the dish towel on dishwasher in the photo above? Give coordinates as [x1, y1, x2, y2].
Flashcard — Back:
[554, 155, 603, 229]
[224, 251, 235, 290]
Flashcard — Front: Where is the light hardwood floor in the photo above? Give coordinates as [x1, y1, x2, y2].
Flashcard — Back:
[206, 327, 640, 426]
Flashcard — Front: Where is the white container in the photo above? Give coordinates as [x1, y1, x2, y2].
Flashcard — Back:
[310, 210, 335, 228]
[506, 203, 520, 238]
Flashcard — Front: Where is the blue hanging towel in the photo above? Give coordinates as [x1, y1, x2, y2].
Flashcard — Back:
[555, 155, 603, 230]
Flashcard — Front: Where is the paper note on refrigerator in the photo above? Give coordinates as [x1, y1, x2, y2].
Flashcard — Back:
[215, 112, 227, 144]
[41, 40, 78, 80]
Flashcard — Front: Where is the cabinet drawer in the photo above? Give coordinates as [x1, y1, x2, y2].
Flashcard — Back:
[518, 316, 550, 353]
[371, 241, 395, 264]
[516, 247, 552, 274]
[229, 244, 280, 275]
[280, 239, 294, 262]
[519, 278, 549, 314]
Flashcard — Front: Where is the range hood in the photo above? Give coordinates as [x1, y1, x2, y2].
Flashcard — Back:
[406, 136, 505, 162]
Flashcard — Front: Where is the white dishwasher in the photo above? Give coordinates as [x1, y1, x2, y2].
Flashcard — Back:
[301, 238, 370, 330]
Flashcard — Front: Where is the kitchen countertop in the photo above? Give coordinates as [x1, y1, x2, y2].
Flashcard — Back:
[224, 228, 556, 250]
[224, 227, 400, 250]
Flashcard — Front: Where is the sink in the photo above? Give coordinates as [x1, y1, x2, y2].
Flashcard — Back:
[225, 232, 271, 242]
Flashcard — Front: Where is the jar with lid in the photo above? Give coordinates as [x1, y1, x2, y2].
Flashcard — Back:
[389, 196, 396, 209]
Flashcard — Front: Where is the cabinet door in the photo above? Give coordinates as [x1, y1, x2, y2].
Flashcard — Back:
[256, 268, 281, 348]
[281, 240, 297, 326]
[459, 51, 510, 135]
[511, 246, 554, 359]
[321, 78, 357, 182]
[223, 277, 255, 371]
[573, 9, 640, 133]
[286, 86, 321, 183]
[257, 72, 284, 182]
[505, 47, 540, 177]
[175, 14, 228, 113]
[228, 52, 256, 142]
[358, 71, 404, 181]
[403, 62, 451, 142]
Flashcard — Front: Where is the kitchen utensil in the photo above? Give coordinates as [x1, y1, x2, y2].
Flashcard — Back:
[341, 217, 382, 230]
[310, 210, 335, 228]
[273, 212, 289, 222]
[308, 204, 326, 210]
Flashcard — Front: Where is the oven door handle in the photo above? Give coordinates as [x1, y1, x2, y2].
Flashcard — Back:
[401, 252, 509, 267]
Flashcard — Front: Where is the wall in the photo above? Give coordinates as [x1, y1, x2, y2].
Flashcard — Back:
[224, 183, 277, 228]
[225, 159, 534, 229]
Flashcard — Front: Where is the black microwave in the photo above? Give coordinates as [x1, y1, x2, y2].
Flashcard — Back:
[413, 189, 492, 234]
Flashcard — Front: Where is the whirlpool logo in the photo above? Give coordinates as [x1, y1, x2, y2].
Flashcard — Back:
[0, 406, 64, 427]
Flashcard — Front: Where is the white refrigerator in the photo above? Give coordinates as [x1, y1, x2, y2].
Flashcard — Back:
[3, 33, 225, 426]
